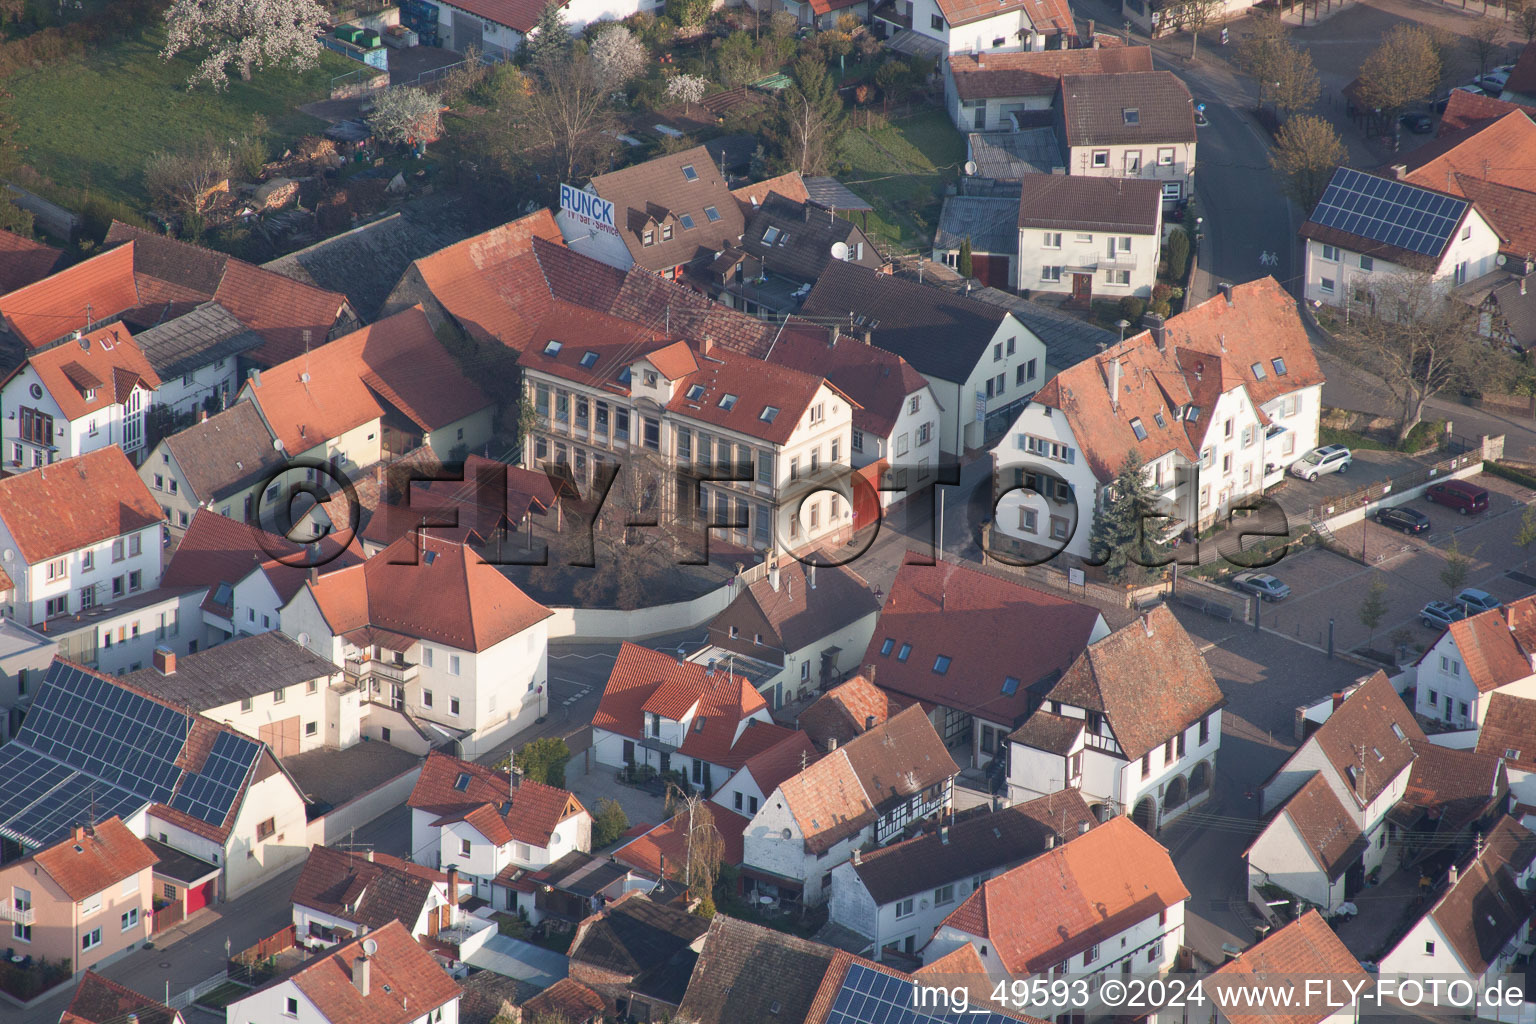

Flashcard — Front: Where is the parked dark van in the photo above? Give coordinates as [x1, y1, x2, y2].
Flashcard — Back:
[1425, 480, 1490, 515]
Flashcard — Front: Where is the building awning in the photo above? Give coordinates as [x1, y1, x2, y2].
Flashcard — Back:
[145, 839, 221, 886]
[739, 864, 805, 890]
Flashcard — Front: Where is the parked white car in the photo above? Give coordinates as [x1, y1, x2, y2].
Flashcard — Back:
[1289, 444, 1352, 481]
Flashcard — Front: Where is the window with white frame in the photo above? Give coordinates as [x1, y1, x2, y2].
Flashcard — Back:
[1041, 266, 1062, 283]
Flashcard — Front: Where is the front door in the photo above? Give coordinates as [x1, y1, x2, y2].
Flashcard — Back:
[1070, 273, 1092, 306]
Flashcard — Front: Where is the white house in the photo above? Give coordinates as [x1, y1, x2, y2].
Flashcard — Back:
[741, 704, 958, 907]
[0, 324, 158, 468]
[225, 920, 462, 1024]
[1014, 174, 1164, 302]
[1413, 598, 1536, 730]
[281, 534, 553, 759]
[1254, 673, 1423, 901]
[591, 642, 800, 793]
[132, 302, 260, 419]
[1197, 911, 1369, 1024]
[122, 636, 352, 757]
[431, 0, 658, 57]
[801, 260, 1050, 454]
[1301, 167, 1502, 309]
[943, 46, 1154, 133]
[1476, 693, 1536, 810]
[1379, 817, 1536, 1020]
[138, 402, 284, 539]
[406, 751, 590, 907]
[880, 0, 1076, 56]
[827, 791, 1097, 960]
[1055, 72, 1197, 206]
[0, 446, 165, 627]
[45, 587, 202, 678]
[991, 277, 1324, 560]
[1007, 605, 1224, 828]
[291, 845, 460, 947]
[924, 816, 1187, 985]
[712, 731, 818, 822]
[866, 558, 1108, 768]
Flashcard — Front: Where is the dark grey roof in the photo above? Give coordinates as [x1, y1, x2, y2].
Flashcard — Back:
[132, 302, 262, 379]
[739, 193, 881, 285]
[122, 631, 337, 712]
[968, 128, 1064, 179]
[263, 200, 492, 321]
[800, 261, 1011, 384]
[803, 176, 873, 211]
[962, 284, 1117, 369]
[161, 401, 284, 504]
[936, 196, 1020, 255]
[1492, 274, 1536, 348]
[460, 971, 540, 1024]
[570, 896, 708, 995]
[143, 838, 221, 884]
[1058, 71, 1196, 148]
[541, 849, 630, 896]
[703, 133, 757, 176]
[675, 915, 837, 1024]
[1016, 173, 1162, 234]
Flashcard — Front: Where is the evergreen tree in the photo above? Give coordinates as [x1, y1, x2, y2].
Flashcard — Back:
[1087, 450, 1170, 582]
[525, 1, 572, 73]
[957, 237, 973, 279]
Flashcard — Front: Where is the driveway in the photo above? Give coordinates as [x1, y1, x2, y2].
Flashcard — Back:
[464, 934, 568, 987]
[564, 754, 668, 833]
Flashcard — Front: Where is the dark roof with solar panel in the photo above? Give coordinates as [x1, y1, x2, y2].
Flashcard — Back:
[0, 659, 264, 849]
[1300, 167, 1472, 271]
[822, 963, 1022, 1024]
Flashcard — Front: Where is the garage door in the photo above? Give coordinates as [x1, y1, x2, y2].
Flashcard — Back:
[453, 9, 483, 52]
[971, 253, 1012, 290]
[259, 717, 301, 759]
[186, 879, 215, 914]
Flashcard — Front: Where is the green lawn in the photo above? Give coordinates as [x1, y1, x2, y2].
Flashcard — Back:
[3, 26, 356, 210]
[835, 107, 965, 251]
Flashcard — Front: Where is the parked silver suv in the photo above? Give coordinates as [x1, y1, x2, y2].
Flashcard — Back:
[1289, 444, 1352, 482]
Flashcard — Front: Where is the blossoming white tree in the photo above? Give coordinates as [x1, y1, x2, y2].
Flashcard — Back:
[665, 72, 708, 113]
[589, 24, 648, 88]
[161, 0, 328, 90]
[368, 85, 443, 147]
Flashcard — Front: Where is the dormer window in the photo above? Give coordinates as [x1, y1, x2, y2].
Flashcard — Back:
[679, 213, 695, 230]
[719, 394, 737, 410]
[643, 230, 655, 246]
[84, 388, 97, 401]
[618, 367, 632, 385]
[543, 340, 563, 356]
[682, 164, 698, 181]
[1185, 406, 1201, 422]
[687, 384, 706, 401]
[579, 351, 599, 368]
[763, 226, 782, 246]
[704, 206, 721, 222]
[662, 224, 673, 241]
[760, 406, 779, 423]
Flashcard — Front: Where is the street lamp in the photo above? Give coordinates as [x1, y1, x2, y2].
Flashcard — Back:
[1116, 318, 1130, 343]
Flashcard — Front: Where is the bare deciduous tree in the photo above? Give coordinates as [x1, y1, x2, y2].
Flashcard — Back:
[1268, 114, 1345, 208]
[1168, 0, 1226, 57]
[1332, 271, 1513, 443]
[1270, 42, 1321, 118]
[144, 140, 234, 218]
[681, 794, 725, 901]
[1234, 9, 1291, 106]
[1465, 18, 1504, 78]
[505, 55, 618, 181]
[161, 0, 327, 90]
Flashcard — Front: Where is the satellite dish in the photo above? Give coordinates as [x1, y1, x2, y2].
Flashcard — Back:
[1498, 254, 1508, 266]
[297, 632, 310, 646]
[964, 160, 978, 176]
[830, 241, 850, 260]
[273, 438, 285, 451]
[300, 372, 311, 384]
[362, 938, 378, 956]
[2, 549, 11, 562]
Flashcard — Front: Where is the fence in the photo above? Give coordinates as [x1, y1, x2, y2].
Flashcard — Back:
[151, 899, 185, 935]
[976, 534, 1167, 609]
[235, 925, 296, 966]
[167, 970, 229, 1011]
[330, 66, 390, 100]
[546, 556, 771, 641]
[410, 48, 508, 91]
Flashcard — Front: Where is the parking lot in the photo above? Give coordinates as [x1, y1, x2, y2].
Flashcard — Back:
[1234, 472, 1536, 656]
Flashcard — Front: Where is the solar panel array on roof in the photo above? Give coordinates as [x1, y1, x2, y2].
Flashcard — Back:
[169, 731, 260, 825]
[1310, 167, 1468, 259]
[826, 963, 1019, 1024]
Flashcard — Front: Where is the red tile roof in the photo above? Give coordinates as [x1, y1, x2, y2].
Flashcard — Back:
[306, 534, 551, 653]
[735, 731, 820, 798]
[764, 326, 931, 439]
[935, 0, 1074, 30]
[1028, 605, 1224, 761]
[291, 845, 446, 933]
[1423, 815, 1536, 976]
[797, 675, 890, 752]
[407, 209, 564, 346]
[32, 816, 157, 902]
[519, 978, 606, 1022]
[0, 243, 139, 349]
[595, 643, 796, 770]
[409, 749, 584, 848]
[275, 920, 461, 1024]
[1437, 87, 1536, 136]
[732, 173, 811, 211]
[1304, 672, 1423, 808]
[865, 559, 1104, 726]
[162, 509, 363, 610]
[62, 971, 179, 1024]
[947, 46, 1153, 102]
[588, 147, 746, 275]
[0, 447, 163, 563]
[1400, 111, 1536, 197]
[361, 455, 560, 549]
[614, 805, 749, 876]
[1209, 911, 1369, 1024]
[243, 305, 490, 455]
[1454, 175, 1536, 259]
[1475, 692, 1536, 771]
[1033, 277, 1322, 482]
[0, 230, 62, 293]
[940, 815, 1188, 973]
[1417, 597, 1536, 693]
[1249, 772, 1368, 883]
[5, 323, 161, 421]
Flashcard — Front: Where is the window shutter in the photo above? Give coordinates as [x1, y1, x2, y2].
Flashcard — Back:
[1065, 447, 1076, 464]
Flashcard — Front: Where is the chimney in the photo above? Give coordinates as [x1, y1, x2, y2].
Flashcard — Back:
[828, 325, 839, 347]
[199, 409, 209, 423]
[865, 714, 876, 730]
[447, 866, 459, 923]
[1390, 163, 1408, 180]
[700, 333, 714, 356]
[1044, 833, 1056, 849]
[808, 564, 817, 590]
[511, 765, 523, 793]
[73, 330, 87, 351]
[861, 328, 873, 346]
[248, 368, 261, 388]
[1109, 357, 1120, 411]
[1219, 282, 1234, 305]
[940, 825, 950, 845]
[851, 847, 861, 864]
[1078, 820, 1090, 835]
[153, 646, 176, 675]
[1448, 864, 1459, 886]
[827, 737, 837, 751]
[74, 825, 86, 844]
[769, 562, 781, 592]
[1142, 312, 1166, 352]
[352, 956, 370, 997]
[1331, 691, 1344, 710]
[126, 1016, 138, 1024]
[1522, 278, 1528, 298]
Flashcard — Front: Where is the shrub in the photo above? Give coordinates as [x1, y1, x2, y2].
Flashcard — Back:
[1118, 296, 1146, 323]
[592, 797, 630, 848]
[1489, 461, 1536, 489]
[514, 736, 571, 787]
[693, 894, 717, 919]
[1165, 227, 1190, 281]
[1398, 419, 1445, 453]
[1149, 299, 1171, 318]
[1151, 282, 1173, 304]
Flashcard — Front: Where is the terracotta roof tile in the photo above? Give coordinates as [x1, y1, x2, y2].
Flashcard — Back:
[162, 509, 362, 606]
[0, 230, 62, 293]
[940, 815, 1188, 973]
[736, 731, 821, 797]
[798, 675, 890, 751]
[61, 971, 179, 1024]
[614, 805, 748, 877]
[1423, 816, 1536, 975]
[676, 915, 839, 1024]
[5, 323, 160, 421]
[32, 816, 157, 902]
[0, 243, 139, 349]
[867, 559, 1104, 726]
[1476, 692, 1536, 769]
[948, 47, 1153, 101]
[732, 172, 811, 210]
[408, 750, 584, 847]
[1253, 773, 1368, 882]
[764, 327, 930, 440]
[711, 558, 879, 662]
[1399, 741, 1505, 838]
[275, 920, 461, 1024]
[1437, 87, 1536, 135]
[1035, 277, 1321, 482]
[935, 0, 1073, 30]
[1307, 672, 1423, 808]
[244, 305, 489, 455]
[291, 845, 445, 933]
[0, 447, 164, 563]
[1454, 175, 1536, 258]
[407, 210, 563, 347]
[1416, 598, 1536, 693]
[1209, 911, 1369, 1024]
[519, 978, 605, 1022]
[1400, 112, 1536, 197]
[362, 455, 560, 549]
[211, 258, 349, 367]
[852, 791, 1096, 905]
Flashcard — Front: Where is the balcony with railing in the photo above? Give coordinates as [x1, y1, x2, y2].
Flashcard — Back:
[345, 656, 419, 685]
[1102, 250, 1139, 269]
[0, 900, 35, 926]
